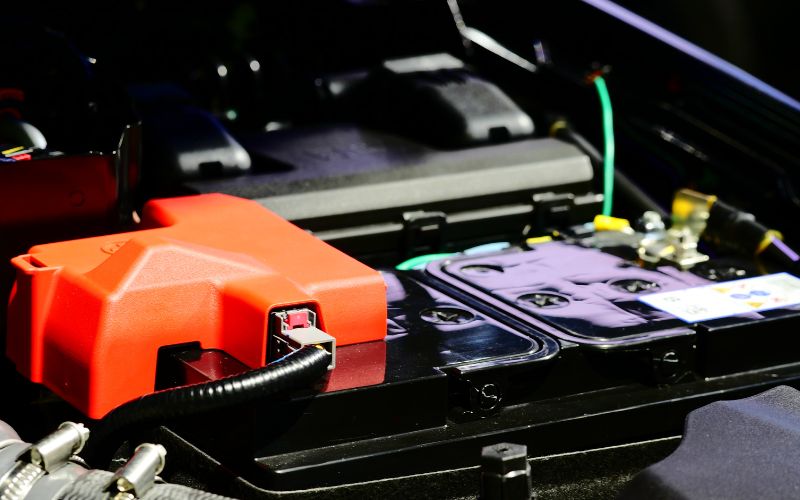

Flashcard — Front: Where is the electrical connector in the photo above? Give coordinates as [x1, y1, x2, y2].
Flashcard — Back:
[271, 309, 336, 369]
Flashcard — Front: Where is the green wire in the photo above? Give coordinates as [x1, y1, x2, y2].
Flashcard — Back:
[593, 75, 615, 216]
[395, 253, 456, 271]
[397, 81, 613, 267]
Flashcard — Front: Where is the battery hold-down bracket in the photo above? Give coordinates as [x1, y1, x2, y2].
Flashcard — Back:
[6, 194, 385, 418]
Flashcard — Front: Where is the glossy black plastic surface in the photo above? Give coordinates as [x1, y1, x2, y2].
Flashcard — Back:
[427, 241, 702, 346]
[382, 271, 559, 377]
[161, 272, 560, 483]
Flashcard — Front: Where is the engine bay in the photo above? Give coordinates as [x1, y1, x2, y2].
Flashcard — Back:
[3, 2, 800, 499]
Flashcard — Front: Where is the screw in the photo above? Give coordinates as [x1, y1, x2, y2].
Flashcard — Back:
[610, 279, 660, 294]
[460, 264, 505, 276]
[517, 292, 569, 309]
[420, 307, 475, 325]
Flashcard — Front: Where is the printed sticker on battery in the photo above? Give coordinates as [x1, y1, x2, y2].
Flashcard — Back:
[640, 272, 800, 322]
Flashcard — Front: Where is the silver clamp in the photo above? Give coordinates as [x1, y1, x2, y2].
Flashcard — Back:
[23, 422, 89, 472]
[0, 462, 45, 500]
[0, 422, 88, 500]
[108, 444, 166, 498]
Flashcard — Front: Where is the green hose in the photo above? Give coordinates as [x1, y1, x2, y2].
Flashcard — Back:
[593, 75, 615, 216]
[395, 253, 456, 271]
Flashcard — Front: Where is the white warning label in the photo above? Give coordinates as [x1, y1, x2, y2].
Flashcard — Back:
[640, 272, 800, 322]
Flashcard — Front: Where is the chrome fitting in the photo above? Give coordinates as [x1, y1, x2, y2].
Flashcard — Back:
[109, 443, 166, 498]
[24, 422, 89, 472]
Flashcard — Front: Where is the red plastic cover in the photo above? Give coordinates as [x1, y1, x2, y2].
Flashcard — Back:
[6, 194, 387, 418]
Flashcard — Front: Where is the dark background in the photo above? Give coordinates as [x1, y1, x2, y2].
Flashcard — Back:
[6, 1, 799, 100]
[616, 0, 800, 100]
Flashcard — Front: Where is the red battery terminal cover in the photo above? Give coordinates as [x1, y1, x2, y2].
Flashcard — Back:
[6, 194, 387, 418]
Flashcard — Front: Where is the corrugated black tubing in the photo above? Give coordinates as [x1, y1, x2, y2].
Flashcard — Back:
[61, 470, 235, 500]
[83, 346, 331, 466]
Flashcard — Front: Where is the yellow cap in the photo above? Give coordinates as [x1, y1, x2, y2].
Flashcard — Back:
[755, 229, 784, 255]
[526, 235, 553, 246]
[593, 214, 631, 232]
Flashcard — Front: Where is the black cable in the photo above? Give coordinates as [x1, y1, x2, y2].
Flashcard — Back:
[553, 123, 670, 220]
[706, 198, 800, 273]
[83, 346, 331, 467]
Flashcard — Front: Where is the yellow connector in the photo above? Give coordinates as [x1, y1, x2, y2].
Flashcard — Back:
[672, 189, 717, 224]
[526, 235, 553, 246]
[593, 214, 631, 232]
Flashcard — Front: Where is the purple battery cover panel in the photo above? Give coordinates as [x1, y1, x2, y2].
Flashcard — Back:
[425, 241, 711, 346]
